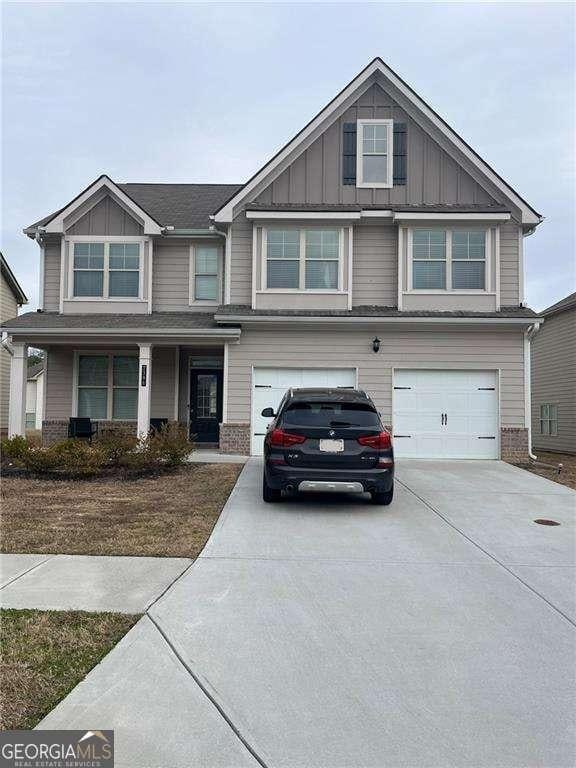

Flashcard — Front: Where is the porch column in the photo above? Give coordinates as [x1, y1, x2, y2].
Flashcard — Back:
[137, 343, 152, 439]
[8, 342, 28, 437]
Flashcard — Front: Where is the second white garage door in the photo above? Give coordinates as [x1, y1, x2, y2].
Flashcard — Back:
[251, 367, 356, 454]
[393, 370, 499, 459]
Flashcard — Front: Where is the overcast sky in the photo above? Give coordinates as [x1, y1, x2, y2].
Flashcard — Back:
[2, 1, 574, 311]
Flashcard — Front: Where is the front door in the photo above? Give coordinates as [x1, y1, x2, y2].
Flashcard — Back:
[189, 369, 223, 443]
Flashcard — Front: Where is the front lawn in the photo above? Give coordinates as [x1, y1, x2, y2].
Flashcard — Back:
[0, 609, 138, 730]
[509, 451, 576, 491]
[1, 463, 242, 557]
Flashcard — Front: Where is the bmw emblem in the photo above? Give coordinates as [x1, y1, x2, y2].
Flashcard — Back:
[329, 429, 335, 437]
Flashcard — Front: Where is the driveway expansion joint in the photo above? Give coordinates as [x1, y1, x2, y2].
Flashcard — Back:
[146, 612, 269, 768]
[396, 478, 576, 629]
[0, 554, 54, 590]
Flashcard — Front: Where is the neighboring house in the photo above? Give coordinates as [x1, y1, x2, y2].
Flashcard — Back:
[2, 58, 544, 459]
[531, 292, 576, 455]
[26, 361, 45, 431]
[1, 253, 28, 436]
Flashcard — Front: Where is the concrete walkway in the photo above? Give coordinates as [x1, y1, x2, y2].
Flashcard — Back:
[0, 554, 192, 613]
[38, 460, 575, 767]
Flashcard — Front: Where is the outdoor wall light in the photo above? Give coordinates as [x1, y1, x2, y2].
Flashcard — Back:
[372, 337, 381, 353]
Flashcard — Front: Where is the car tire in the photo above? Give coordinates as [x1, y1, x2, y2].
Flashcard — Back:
[371, 485, 394, 505]
[262, 473, 281, 503]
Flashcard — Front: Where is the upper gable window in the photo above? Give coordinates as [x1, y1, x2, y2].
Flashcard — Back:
[356, 119, 393, 188]
[71, 240, 142, 299]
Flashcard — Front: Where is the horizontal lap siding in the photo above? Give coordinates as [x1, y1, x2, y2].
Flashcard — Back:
[227, 328, 525, 426]
[0, 276, 19, 429]
[230, 214, 252, 305]
[45, 347, 74, 419]
[151, 347, 176, 419]
[153, 241, 190, 311]
[43, 239, 61, 312]
[531, 310, 576, 453]
[500, 223, 520, 306]
[352, 225, 397, 306]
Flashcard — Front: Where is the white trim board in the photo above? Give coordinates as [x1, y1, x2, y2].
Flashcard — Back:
[213, 59, 541, 226]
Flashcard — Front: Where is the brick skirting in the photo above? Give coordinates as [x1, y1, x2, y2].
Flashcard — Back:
[219, 422, 251, 455]
[500, 427, 529, 462]
[42, 420, 137, 445]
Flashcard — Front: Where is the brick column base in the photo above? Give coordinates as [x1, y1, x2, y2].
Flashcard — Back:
[500, 427, 529, 462]
[42, 420, 137, 445]
[219, 423, 251, 455]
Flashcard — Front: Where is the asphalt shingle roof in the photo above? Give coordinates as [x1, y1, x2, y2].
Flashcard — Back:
[2, 311, 223, 330]
[541, 292, 576, 317]
[245, 202, 511, 213]
[215, 305, 541, 319]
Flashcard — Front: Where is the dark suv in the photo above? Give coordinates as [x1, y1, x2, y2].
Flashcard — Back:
[261, 388, 394, 505]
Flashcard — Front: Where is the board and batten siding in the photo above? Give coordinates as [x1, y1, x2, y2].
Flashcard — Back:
[44, 346, 176, 421]
[253, 83, 499, 209]
[226, 327, 525, 427]
[1, 272, 20, 430]
[531, 307, 576, 454]
[67, 196, 143, 236]
[352, 224, 397, 306]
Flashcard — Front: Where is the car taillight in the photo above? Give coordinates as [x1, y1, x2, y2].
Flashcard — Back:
[357, 431, 392, 449]
[268, 428, 306, 448]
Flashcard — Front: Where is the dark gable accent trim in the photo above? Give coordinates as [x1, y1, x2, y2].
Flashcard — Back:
[342, 123, 357, 185]
[393, 123, 407, 186]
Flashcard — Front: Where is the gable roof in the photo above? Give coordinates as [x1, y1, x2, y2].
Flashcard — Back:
[27, 361, 44, 380]
[541, 292, 576, 317]
[25, 178, 243, 234]
[0, 253, 28, 305]
[213, 57, 542, 226]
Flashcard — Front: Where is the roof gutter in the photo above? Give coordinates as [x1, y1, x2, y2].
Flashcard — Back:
[2, 326, 241, 338]
[213, 314, 541, 326]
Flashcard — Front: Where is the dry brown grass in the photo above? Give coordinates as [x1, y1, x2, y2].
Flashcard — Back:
[510, 451, 576, 491]
[1, 463, 243, 557]
[0, 608, 138, 730]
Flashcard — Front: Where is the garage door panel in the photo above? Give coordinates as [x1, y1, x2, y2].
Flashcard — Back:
[393, 370, 498, 459]
[251, 367, 356, 455]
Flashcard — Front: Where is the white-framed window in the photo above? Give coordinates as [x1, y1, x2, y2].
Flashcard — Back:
[76, 353, 138, 421]
[539, 404, 558, 436]
[190, 245, 221, 303]
[264, 228, 342, 291]
[409, 228, 489, 292]
[69, 239, 143, 300]
[356, 119, 393, 188]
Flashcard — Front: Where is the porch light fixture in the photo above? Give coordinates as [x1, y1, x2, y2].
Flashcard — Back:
[372, 337, 381, 353]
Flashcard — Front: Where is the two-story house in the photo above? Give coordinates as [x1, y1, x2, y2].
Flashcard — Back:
[3, 58, 543, 459]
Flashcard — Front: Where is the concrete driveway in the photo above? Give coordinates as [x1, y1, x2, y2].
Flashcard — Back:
[40, 459, 575, 768]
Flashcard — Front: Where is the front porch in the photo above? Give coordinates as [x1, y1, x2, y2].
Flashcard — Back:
[4, 313, 241, 448]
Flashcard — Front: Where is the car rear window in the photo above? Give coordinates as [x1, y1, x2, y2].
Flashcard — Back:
[282, 402, 380, 428]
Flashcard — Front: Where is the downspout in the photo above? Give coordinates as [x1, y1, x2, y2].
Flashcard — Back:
[524, 321, 542, 461]
[209, 223, 228, 303]
[1, 335, 14, 356]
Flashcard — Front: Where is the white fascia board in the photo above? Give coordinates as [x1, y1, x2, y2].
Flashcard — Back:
[3, 326, 241, 338]
[393, 212, 511, 222]
[213, 59, 541, 226]
[245, 211, 362, 220]
[361, 210, 394, 218]
[214, 314, 538, 326]
[44, 176, 163, 235]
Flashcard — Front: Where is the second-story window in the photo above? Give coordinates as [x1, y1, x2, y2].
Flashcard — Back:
[72, 241, 141, 299]
[194, 246, 220, 301]
[265, 229, 341, 291]
[410, 229, 488, 291]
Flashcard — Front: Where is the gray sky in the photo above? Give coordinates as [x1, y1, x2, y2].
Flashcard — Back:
[2, 1, 574, 311]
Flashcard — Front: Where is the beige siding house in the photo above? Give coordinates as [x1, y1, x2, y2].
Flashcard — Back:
[531, 293, 576, 455]
[1, 254, 28, 435]
[2, 58, 543, 459]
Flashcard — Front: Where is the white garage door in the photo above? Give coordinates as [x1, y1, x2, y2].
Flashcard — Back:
[251, 367, 356, 454]
[393, 370, 499, 459]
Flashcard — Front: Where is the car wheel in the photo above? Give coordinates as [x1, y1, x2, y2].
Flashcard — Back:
[262, 473, 281, 503]
[371, 485, 393, 505]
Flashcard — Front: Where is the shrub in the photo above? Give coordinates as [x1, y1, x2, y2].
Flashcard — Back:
[96, 429, 139, 467]
[49, 440, 107, 477]
[147, 422, 192, 467]
[1, 436, 30, 466]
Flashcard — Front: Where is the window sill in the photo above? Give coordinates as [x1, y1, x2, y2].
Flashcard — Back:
[189, 300, 220, 306]
[404, 290, 495, 295]
[66, 297, 146, 302]
[256, 290, 347, 295]
[355, 182, 393, 189]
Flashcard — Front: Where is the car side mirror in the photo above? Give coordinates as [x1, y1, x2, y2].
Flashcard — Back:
[261, 407, 276, 418]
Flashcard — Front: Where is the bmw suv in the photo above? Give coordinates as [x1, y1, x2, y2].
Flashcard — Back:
[261, 388, 394, 505]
